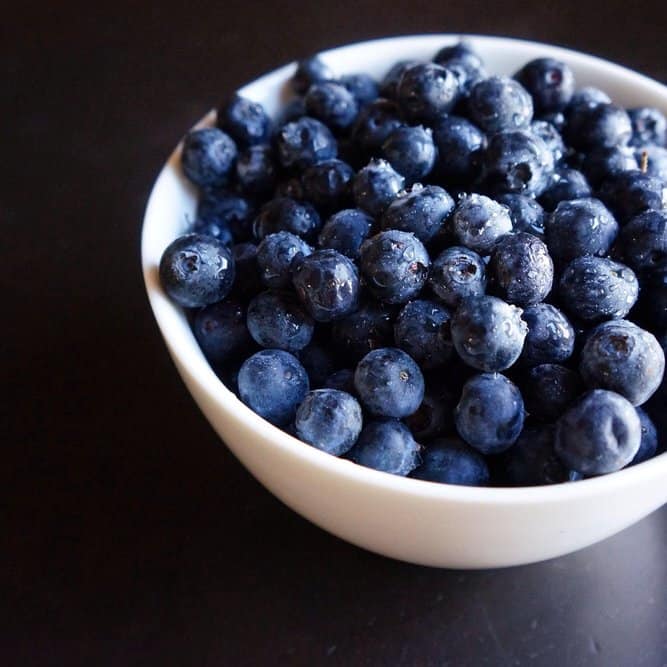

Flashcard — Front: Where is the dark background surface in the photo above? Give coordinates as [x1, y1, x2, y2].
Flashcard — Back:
[3, 1, 667, 665]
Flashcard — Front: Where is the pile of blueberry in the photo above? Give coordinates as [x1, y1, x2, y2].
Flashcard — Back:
[159, 42, 667, 487]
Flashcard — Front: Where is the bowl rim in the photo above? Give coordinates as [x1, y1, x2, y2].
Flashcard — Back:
[141, 33, 667, 507]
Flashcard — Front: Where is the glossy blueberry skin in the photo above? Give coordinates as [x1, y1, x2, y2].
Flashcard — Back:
[276, 117, 337, 170]
[380, 184, 454, 244]
[482, 129, 554, 197]
[628, 107, 667, 147]
[195, 190, 253, 244]
[638, 145, 667, 182]
[237, 349, 309, 426]
[405, 385, 456, 440]
[235, 144, 277, 197]
[352, 158, 405, 217]
[292, 249, 360, 322]
[181, 128, 238, 189]
[318, 208, 373, 260]
[545, 198, 619, 266]
[503, 425, 575, 486]
[620, 209, 667, 276]
[296, 343, 335, 389]
[291, 55, 335, 95]
[159, 233, 235, 308]
[468, 76, 533, 134]
[568, 86, 611, 111]
[431, 115, 485, 185]
[450, 295, 528, 372]
[305, 81, 359, 132]
[256, 231, 312, 290]
[598, 170, 666, 224]
[380, 60, 421, 100]
[450, 194, 513, 255]
[331, 300, 396, 364]
[554, 389, 641, 474]
[193, 299, 252, 366]
[489, 232, 553, 307]
[455, 373, 525, 455]
[247, 290, 315, 352]
[295, 389, 363, 456]
[581, 145, 638, 187]
[301, 159, 354, 211]
[340, 73, 379, 105]
[520, 304, 575, 366]
[410, 437, 489, 486]
[354, 347, 425, 418]
[496, 194, 546, 238]
[394, 299, 453, 370]
[229, 242, 262, 301]
[566, 103, 632, 150]
[580, 319, 665, 406]
[539, 168, 592, 212]
[521, 364, 583, 422]
[359, 230, 430, 305]
[559, 256, 638, 322]
[381, 125, 436, 185]
[349, 419, 421, 476]
[253, 197, 321, 242]
[429, 246, 487, 308]
[515, 58, 575, 113]
[218, 94, 272, 147]
[396, 62, 460, 123]
[433, 41, 485, 71]
[630, 408, 659, 465]
[531, 120, 566, 163]
[538, 110, 566, 133]
[351, 98, 404, 154]
[324, 368, 355, 394]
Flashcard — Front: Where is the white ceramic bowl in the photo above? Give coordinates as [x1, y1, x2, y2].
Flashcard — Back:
[141, 35, 667, 568]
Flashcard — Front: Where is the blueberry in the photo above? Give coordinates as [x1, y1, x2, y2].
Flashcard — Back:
[393, 299, 453, 370]
[195, 191, 255, 243]
[256, 231, 312, 289]
[468, 76, 533, 134]
[354, 347, 425, 418]
[489, 232, 553, 306]
[637, 145, 667, 182]
[559, 256, 638, 322]
[455, 373, 525, 455]
[429, 246, 487, 307]
[620, 209, 667, 276]
[235, 144, 277, 197]
[230, 242, 262, 301]
[545, 198, 619, 266]
[381, 125, 437, 185]
[359, 230, 430, 304]
[247, 290, 314, 352]
[159, 233, 235, 308]
[217, 94, 272, 147]
[301, 158, 354, 211]
[554, 389, 641, 474]
[331, 300, 395, 363]
[539, 168, 592, 212]
[450, 295, 528, 372]
[450, 194, 513, 255]
[530, 120, 566, 164]
[520, 304, 575, 366]
[538, 110, 566, 133]
[193, 299, 252, 366]
[396, 63, 460, 123]
[292, 249, 360, 321]
[253, 197, 321, 242]
[237, 349, 309, 426]
[496, 194, 546, 237]
[515, 58, 575, 113]
[380, 60, 421, 100]
[340, 73, 379, 105]
[380, 184, 454, 244]
[568, 87, 611, 111]
[305, 81, 359, 132]
[630, 408, 659, 465]
[298, 343, 336, 388]
[405, 384, 457, 440]
[521, 364, 583, 422]
[431, 115, 486, 184]
[598, 170, 666, 224]
[351, 98, 404, 154]
[566, 103, 632, 150]
[581, 145, 638, 187]
[635, 267, 667, 331]
[579, 319, 664, 406]
[433, 41, 485, 72]
[292, 55, 335, 95]
[318, 208, 373, 260]
[193, 205, 233, 246]
[352, 158, 405, 217]
[274, 177, 305, 200]
[295, 389, 363, 456]
[276, 117, 337, 170]
[410, 437, 489, 486]
[482, 129, 554, 197]
[349, 419, 421, 476]
[181, 128, 238, 189]
[323, 368, 355, 394]
[628, 107, 667, 147]
[503, 425, 575, 486]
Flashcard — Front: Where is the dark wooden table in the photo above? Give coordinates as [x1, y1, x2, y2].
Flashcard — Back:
[4, 2, 667, 665]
